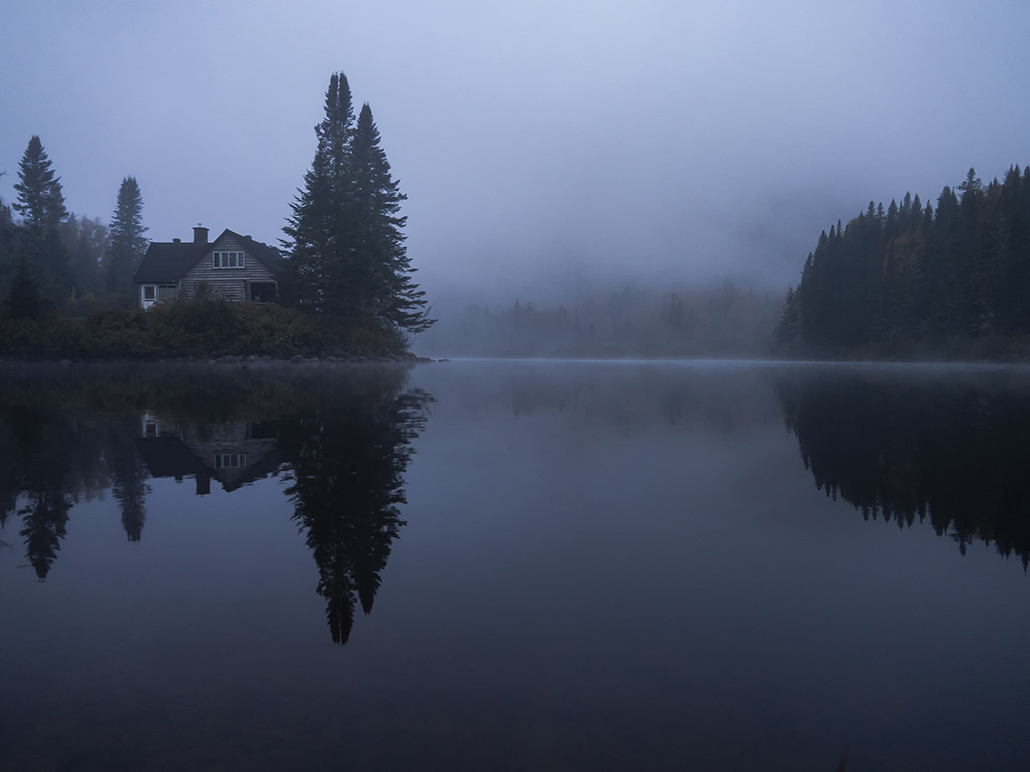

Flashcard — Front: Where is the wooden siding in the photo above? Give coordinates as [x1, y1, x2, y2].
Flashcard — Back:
[180, 233, 277, 302]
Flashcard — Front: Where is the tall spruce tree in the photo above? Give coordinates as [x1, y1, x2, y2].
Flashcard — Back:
[281, 72, 356, 314]
[104, 177, 148, 296]
[350, 103, 431, 332]
[282, 73, 432, 333]
[12, 136, 69, 306]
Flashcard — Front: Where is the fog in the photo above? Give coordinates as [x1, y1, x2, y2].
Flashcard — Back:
[3, 0, 1029, 311]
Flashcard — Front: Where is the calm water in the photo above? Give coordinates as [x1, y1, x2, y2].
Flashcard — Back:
[2, 359, 1030, 771]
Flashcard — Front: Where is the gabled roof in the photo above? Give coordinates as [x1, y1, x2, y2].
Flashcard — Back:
[133, 241, 206, 284]
[224, 230, 284, 276]
[132, 229, 284, 284]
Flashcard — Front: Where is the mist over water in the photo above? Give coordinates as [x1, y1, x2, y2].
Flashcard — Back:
[2, 361, 1030, 771]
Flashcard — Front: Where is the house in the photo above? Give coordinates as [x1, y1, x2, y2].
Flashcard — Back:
[136, 414, 282, 495]
[132, 226, 283, 308]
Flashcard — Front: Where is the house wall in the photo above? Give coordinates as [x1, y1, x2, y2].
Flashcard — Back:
[180, 233, 277, 302]
[139, 283, 178, 309]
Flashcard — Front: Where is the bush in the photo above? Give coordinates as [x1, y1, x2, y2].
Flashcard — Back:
[0, 299, 412, 361]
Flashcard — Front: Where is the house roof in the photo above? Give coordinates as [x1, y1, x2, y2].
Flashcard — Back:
[229, 230, 285, 276]
[132, 228, 284, 284]
[136, 435, 283, 493]
[133, 241, 206, 284]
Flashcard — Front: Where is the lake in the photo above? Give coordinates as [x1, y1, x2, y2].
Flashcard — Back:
[2, 359, 1029, 771]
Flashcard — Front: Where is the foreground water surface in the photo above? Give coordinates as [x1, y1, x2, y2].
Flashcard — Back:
[2, 359, 1030, 771]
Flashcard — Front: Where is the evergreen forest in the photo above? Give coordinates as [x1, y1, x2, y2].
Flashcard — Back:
[777, 165, 1030, 359]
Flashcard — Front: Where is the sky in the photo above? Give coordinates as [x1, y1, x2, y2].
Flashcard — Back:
[2, 0, 1030, 306]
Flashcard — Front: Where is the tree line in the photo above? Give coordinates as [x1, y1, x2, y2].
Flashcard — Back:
[426, 282, 779, 358]
[777, 164, 1030, 358]
[778, 369, 1030, 567]
[0, 136, 148, 315]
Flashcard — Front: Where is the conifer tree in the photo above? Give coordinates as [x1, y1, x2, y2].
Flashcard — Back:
[281, 72, 356, 313]
[104, 177, 148, 296]
[12, 136, 69, 304]
[282, 73, 432, 334]
[350, 103, 431, 332]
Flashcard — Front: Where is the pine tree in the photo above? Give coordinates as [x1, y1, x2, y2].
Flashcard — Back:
[281, 72, 356, 314]
[12, 136, 69, 304]
[282, 73, 432, 334]
[104, 177, 148, 296]
[350, 103, 431, 333]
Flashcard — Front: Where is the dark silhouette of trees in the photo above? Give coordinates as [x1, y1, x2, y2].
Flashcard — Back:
[0, 365, 431, 627]
[778, 369, 1030, 567]
[280, 373, 430, 644]
[281, 72, 355, 315]
[281, 72, 432, 336]
[104, 177, 148, 298]
[19, 490, 72, 580]
[109, 423, 149, 542]
[11, 136, 69, 308]
[777, 163, 1030, 357]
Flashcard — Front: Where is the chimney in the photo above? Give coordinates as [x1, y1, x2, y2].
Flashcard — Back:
[193, 225, 208, 244]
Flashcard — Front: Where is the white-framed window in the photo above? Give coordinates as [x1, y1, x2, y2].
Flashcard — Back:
[213, 251, 245, 269]
[216, 453, 246, 469]
[143, 285, 156, 300]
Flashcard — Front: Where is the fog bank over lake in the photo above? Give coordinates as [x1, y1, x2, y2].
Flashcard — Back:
[2, 360, 1030, 770]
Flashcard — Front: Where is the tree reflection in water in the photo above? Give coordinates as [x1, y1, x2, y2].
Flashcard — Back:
[281, 385, 430, 644]
[778, 367, 1030, 567]
[0, 364, 431, 644]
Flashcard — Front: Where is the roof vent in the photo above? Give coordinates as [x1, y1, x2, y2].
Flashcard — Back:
[173, 238, 181, 243]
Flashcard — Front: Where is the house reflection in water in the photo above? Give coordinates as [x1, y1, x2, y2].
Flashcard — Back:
[136, 413, 281, 495]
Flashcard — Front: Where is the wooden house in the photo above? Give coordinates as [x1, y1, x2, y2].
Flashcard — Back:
[136, 415, 282, 495]
[132, 226, 283, 308]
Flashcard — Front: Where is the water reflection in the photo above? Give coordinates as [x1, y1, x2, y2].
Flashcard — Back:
[278, 382, 430, 644]
[0, 364, 431, 644]
[778, 366, 1030, 566]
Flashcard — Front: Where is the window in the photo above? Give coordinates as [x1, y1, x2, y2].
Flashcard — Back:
[250, 282, 277, 302]
[215, 453, 246, 469]
[143, 285, 156, 300]
[213, 251, 245, 268]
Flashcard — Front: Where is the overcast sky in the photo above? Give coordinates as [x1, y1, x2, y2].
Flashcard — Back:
[3, 0, 1029, 303]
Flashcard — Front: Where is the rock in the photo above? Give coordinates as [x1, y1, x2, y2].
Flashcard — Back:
[290, 354, 306, 364]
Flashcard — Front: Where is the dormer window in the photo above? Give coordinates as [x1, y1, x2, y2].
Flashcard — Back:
[213, 251, 245, 268]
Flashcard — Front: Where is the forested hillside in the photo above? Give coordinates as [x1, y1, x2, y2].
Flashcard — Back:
[777, 165, 1030, 359]
[419, 282, 779, 358]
